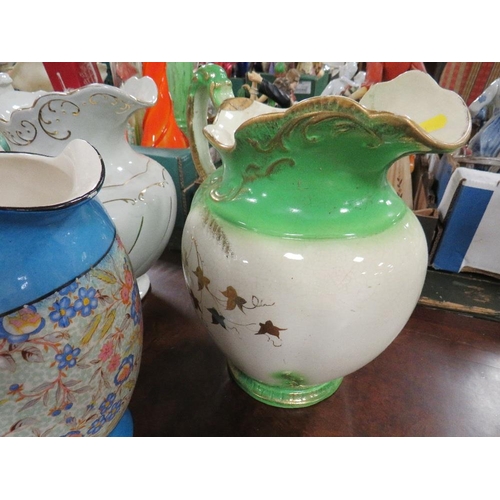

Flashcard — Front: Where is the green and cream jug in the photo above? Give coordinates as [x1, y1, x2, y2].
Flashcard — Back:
[182, 64, 470, 408]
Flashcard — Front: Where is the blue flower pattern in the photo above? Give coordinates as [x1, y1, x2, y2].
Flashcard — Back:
[87, 392, 124, 435]
[130, 287, 140, 326]
[59, 281, 78, 296]
[74, 287, 98, 317]
[0, 239, 142, 437]
[55, 343, 81, 370]
[49, 296, 76, 328]
[114, 355, 134, 387]
[87, 415, 107, 436]
[99, 392, 116, 414]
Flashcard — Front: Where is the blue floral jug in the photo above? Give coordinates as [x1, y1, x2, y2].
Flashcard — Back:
[0, 140, 143, 436]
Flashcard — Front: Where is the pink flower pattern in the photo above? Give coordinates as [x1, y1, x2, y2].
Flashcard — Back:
[108, 352, 121, 373]
[98, 341, 114, 362]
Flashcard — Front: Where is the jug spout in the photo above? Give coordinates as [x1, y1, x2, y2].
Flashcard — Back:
[359, 70, 471, 145]
[0, 76, 157, 156]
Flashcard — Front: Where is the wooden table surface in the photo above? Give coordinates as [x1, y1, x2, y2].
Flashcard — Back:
[128, 248, 500, 437]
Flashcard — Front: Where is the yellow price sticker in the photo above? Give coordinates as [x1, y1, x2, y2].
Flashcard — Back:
[419, 114, 447, 133]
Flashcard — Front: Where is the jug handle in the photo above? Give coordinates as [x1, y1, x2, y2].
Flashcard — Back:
[186, 63, 235, 180]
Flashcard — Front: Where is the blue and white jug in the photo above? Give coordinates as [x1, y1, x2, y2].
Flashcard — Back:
[0, 140, 143, 436]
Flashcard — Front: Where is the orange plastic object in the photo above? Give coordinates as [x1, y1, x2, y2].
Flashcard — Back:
[141, 62, 189, 148]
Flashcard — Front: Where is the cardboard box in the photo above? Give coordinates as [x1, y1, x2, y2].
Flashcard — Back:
[431, 167, 500, 277]
[414, 208, 438, 252]
[432, 153, 459, 206]
[411, 154, 438, 252]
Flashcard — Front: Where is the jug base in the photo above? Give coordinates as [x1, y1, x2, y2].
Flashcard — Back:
[137, 273, 151, 300]
[107, 408, 134, 437]
[228, 362, 343, 408]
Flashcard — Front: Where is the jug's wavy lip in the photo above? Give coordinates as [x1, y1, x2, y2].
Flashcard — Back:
[205, 95, 471, 153]
[0, 146, 105, 212]
[0, 76, 157, 124]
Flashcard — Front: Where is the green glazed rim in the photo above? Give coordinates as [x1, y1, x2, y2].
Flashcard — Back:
[187, 64, 471, 240]
[228, 362, 343, 409]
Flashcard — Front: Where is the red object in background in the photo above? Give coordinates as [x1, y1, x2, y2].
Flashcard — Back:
[214, 62, 234, 77]
[113, 62, 138, 83]
[141, 62, 189, 149]
[363, 62, 427, 88]
[43, 62, 102, 91]
[439, 62, 500, 106]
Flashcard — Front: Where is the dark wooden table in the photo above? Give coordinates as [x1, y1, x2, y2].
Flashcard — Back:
[128, 248, 500, 437]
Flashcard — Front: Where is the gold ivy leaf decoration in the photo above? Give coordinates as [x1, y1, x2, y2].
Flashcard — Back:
[189, 289, 201, 312]
[193, 266, 210, 291]
[255, 320, 287, 339]
[207, 308, 227, 329]
[221, 286, 247, 312]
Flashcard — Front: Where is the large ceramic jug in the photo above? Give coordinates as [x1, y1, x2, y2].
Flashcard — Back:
[0, 140, 143, 436]
[182, 65, 471, 408]
[0, 74, 177, 298]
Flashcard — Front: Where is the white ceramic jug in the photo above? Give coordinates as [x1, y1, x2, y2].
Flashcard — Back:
[0, 74, 177, 298]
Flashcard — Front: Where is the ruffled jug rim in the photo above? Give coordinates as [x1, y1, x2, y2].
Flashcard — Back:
[0, 75, 158, 124]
